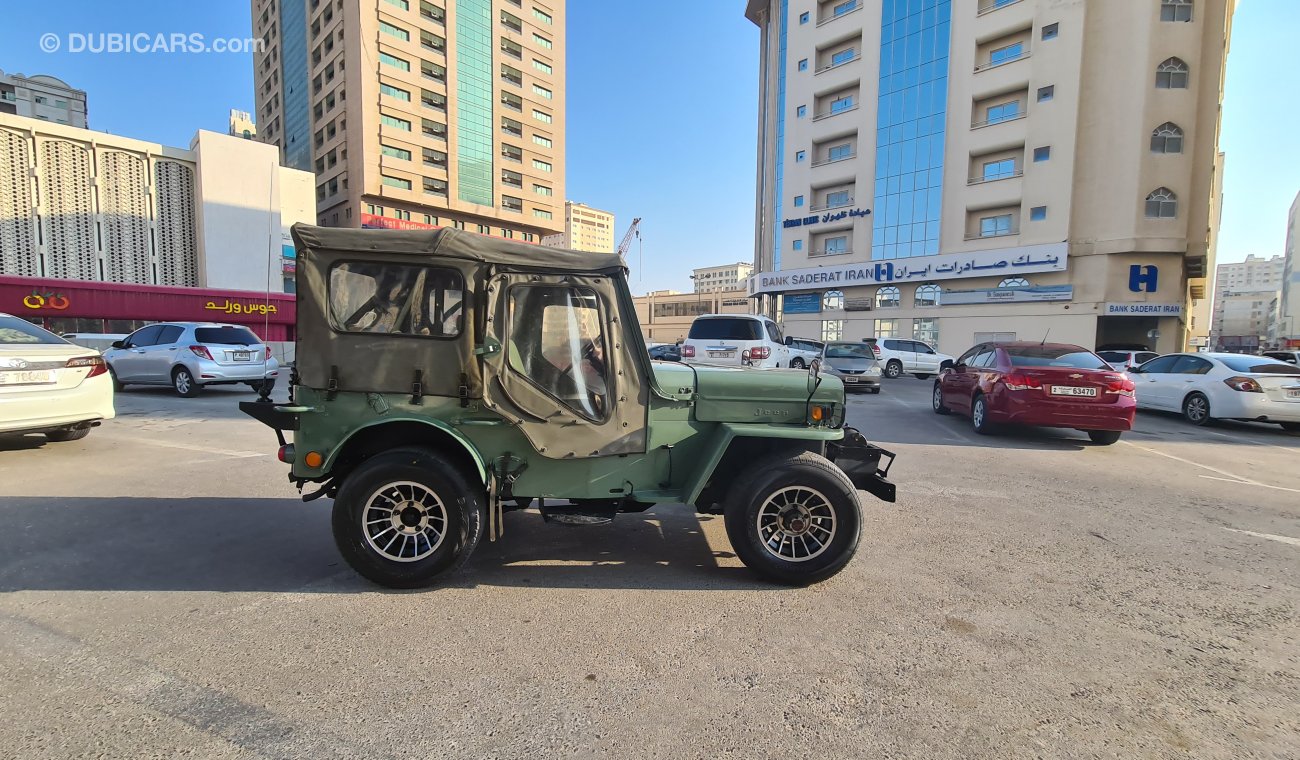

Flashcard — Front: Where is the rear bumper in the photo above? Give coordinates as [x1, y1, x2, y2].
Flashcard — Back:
[993, 393, 1136, 431]
[826, 427, 896, 503]
[0, 374, 115, 434]
[189, 357, 280, 384]
[1211, 394, 1300, 423]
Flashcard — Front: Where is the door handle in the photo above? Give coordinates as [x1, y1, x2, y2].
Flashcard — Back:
[133, 349, 146, 354]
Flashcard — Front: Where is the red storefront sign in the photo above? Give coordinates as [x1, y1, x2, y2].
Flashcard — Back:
[1, 275, 297, 341]
[360, 213, 540, 244]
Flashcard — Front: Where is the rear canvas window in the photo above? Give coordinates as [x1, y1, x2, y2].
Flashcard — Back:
[1006, 346, 1109, 369]
[329, 262, 464, 337]
[688, 318, 762, 341]
[1217, 356, 1299, 374]
[195, 327, 260, 346]
[0, 315, 66, 345]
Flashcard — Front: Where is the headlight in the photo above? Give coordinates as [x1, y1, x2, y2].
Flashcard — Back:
[867, 366, 882, 375]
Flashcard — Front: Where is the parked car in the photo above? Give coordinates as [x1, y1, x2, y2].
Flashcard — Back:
[819, 342, 882, 393]
[103, 322, 280, 397]
[864, 337, 954, 379]
[648, 343, 681, 362]
[785, 337, 825, 369]
[0, 313, 115, 441]
[932, 341, 1136, 444]
[681, 314, 798, 369]
[1261, 350, 1300, 366]
[1097, 349, 1160, 372]
[1130, 352, 1300, 431]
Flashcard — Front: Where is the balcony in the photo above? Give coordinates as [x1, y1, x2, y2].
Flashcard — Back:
[971, 112, 1026, 129]
[501, 17, 522, 33]
[812, 152, 856, 168]
[816, 52, 861, 74]
[810, 248, 852, 258]
[977, 0, 1023, 14]
[964, 228, 1020, 241]
[817, 0, 861, 27]
[975, 47, 1031, 73]
[500, 96, 522, 112]
[501, 151, 523, 163]
[812, 103, 858, 122]
[501, 174, 523, 188]
[501, 42, 522, 59]
[501, 124, 523, 137]
[967, 168, 1023, 185]
[501, 72, 523, 87]
[810, 196, 854, 212]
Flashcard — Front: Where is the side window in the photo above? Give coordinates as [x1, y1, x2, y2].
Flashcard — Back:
[765, 321, 782, 344]
[912, 341, 935, 354]
[883, 340, 900, 351]
[328, 262, 464, 337]
[971, 348, 996, 368]
[127, 325, 163, 347]
[956, 346, 981, 366]
[1171, 356, 1212, 375]
[155, 325, 184, 345]
[506, 285, 609, 420]
[1139, 355, 1179, 373]
[1097, 351, 1124, 363]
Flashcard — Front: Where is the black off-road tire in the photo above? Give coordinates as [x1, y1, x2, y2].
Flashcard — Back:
[884, 360, 903, 379]
[1182, 392, 1212, 426]
[172, 366, 201, 398]
[1087, 430, 1122, 445]
[45, 427, 91, 442]
[971, 393, 996, 435]
[932, 381, 950, 415]
[331, 447, 484, 589]
[723, 451, 863, 586]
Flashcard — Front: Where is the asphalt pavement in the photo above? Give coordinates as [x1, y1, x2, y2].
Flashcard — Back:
[0, 376, 1296, 758]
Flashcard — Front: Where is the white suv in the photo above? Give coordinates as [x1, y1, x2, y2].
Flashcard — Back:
[682, 314, 805, 369]
[865, 337, 954, 379]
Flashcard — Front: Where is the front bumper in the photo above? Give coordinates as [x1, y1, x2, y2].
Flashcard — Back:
[827, 426, 896, 503]
[831, 373, 881, 390]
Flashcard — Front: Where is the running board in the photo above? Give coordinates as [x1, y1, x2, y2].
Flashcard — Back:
[538, 501, 616, 527]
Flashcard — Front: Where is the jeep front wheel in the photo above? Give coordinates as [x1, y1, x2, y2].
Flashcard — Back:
[723, 452, 862, 586]
[331, 447, 484, 588]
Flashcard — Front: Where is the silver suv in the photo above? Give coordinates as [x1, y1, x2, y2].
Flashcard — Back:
[104, 323, 280, 397]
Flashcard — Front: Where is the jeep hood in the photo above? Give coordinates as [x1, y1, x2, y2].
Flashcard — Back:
[651, 362, 845, 423]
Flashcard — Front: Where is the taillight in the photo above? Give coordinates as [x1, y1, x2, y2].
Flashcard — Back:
[264, 346, 272, 361]
[190, 345, 213, 360]
[681, 345, 696, 358]
[65, 355, 107, 378]
[750, 346, 771, 360]
[277, 444, 296, 463]
[741, 349, 752, 360]
[1003, 372, 1042, 391]
[871, 344, 881, 356]
[1105, 376, 1136, 397]
[1223, 376, 1262, 393]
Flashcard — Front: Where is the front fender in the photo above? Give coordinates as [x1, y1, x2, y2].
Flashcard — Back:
[682, 423, 844, 505]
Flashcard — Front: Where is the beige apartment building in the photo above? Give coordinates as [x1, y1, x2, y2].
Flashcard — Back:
[542, 201, 615, 252]
[692, 262, 755, 293]
[744, 0, 1233, 357]
[1276, 191, 1300, 348]
[251, 0, 565, 241]
[633, 289, 756, 345]
[1209, 254, 1282, 350]
[0, 70, 88, 128]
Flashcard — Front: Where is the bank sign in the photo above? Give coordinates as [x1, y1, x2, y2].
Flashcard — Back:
[1104, 302, 1183, 316]
[748, 243, 1068, 296]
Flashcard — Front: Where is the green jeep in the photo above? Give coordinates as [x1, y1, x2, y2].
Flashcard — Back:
[243, 225, 896, 588]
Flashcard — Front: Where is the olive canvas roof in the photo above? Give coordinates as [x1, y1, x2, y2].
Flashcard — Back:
[292, 224, 628, 274]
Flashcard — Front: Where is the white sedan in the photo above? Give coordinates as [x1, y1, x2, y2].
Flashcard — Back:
[0, 313, 115, 442]
[1129, 352, 1300, 431]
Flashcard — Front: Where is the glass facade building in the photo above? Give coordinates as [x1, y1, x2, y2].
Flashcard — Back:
[455, 0, 494, 206]
[772, 0, 789, 272]
[279, 0, 312, 172]
[871, 0, 951, 260]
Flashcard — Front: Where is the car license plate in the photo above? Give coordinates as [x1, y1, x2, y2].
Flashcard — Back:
[708, 351, 735, 358]
[232, 351, 251, 361]
[1287, 389, 1300, 399]
[844, 376, 858, 383]
[1050, 385, 1097, 397]
[0, 370, 54, 385]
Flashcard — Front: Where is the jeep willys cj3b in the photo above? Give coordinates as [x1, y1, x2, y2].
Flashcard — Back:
[243, 225, 896, 588]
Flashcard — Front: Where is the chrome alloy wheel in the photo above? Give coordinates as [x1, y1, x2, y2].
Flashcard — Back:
[755, 486, 837, 562]
[363, 481, 448, 562]
[1185, 395, 1209, 423]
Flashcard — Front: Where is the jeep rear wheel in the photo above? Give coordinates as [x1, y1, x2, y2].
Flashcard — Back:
[331, 447, 483, 588]
[723, 452, 862, 586]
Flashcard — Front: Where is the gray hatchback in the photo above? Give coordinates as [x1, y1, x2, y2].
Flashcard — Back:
[103, 322, 279, 397]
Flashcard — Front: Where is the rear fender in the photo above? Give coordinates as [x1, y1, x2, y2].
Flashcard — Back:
[322, 417, 488, 486]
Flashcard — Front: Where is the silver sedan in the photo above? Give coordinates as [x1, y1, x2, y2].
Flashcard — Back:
[820, 342, 882, 394]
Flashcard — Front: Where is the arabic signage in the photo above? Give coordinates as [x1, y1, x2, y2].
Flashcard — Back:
[204, 299, 279, 316]
[1104, 302, 1182, 317]
[782, 207, 871, 229]
[941, 285, 1073, 305]
[748, 243, 1068, 296]
[782, 293, 823, 314]
[22, 290, 71, 311]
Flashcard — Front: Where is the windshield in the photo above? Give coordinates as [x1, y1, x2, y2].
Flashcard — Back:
[0, 315, 67, 345]
[688, 318, 763, 341]
[194, 327, 260, 346]
[1007, 345, 1109, 369]
[1217, 356, 1300, 374]
[825, 343, 874, 359]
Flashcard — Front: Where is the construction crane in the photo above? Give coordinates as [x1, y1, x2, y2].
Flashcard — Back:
[615, 217, 641, 257]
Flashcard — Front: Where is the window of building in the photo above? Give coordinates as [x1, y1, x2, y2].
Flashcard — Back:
[383, 0, 409, 9]
[980, 214, 1014, 237]
[833, 0, 858, 17]
[1041, 22, 1059, 40]
[986, 100, 1020, 124]
[1156, 57, 1189, 89]
[533, 7, 552, 24]
[824, 236, 848, 255]
[382, 175, 413, 190]
[828, 143, 853, 161]
[830, 95, 854, 114]
[533, 33, 552, 49]
[534, 208, 553, 220]
[999, 278, 1030, 288]
[915, 284, 941, 307]
[381, 145, 412, 161]
[532, 134, 553, 149]
[1145, 187, 1177, 218]
[1037, 85, 1054, 102]
[913, 318, 938, 346]
[874, 318, 899, 339]
[792, 240, 803, 251]
[1030, 206, 1047, 221]
[982, 158, 1016, 181]
[795, 150, 806, 162]
[799, 11, 809, 24]
[532, 108, 552, 123]
[821, 320, 844, 341]
[875, 286, 901, 308]
[796, 105, 806, 118]
[798, 58, 808, 71]
[823, 290, 844, 310]
[1150, 122, 1184, 153]
[1161, 0, 1193, 22]
[533, 59, 552, 75]
[831, 48, 856, 67]
[793, 195, 804, 207]
[532, 83, 553, 99]
[380, 52, 411, 71]
[380, 83, 411, 101]
[533, 184, 552, 196]
[1033, 146, 1051, 162]
[826, 190, 850, 207]
[379, 21, 410, 41]
[532, 158, 552, 172]
[381, 114, 412, 131]
[989, 42, 1025, 67]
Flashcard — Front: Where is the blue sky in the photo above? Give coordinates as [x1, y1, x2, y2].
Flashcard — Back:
[0, 1, 1294, 294]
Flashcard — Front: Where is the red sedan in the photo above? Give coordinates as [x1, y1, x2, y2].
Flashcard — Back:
[932, 342, 1136, 445]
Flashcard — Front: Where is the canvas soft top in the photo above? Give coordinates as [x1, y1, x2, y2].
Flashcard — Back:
[292, 224, 628, 274]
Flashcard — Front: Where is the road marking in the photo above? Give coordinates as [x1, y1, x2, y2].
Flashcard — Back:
[881, 388, 973, 443]
[113, 435, 269, 459]
[1198, 475, 1300, 495]
[1200, 427, 1300, 453]
[1223, 528, 1300, 547]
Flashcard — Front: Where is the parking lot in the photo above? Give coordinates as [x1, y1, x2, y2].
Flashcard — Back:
[1, 376, 1297, 759]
